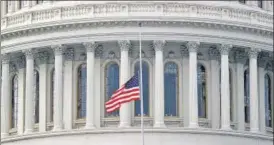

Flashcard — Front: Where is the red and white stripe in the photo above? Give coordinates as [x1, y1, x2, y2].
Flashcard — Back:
[105, 85, 140, 113]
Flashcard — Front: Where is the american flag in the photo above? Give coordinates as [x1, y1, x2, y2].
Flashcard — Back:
[105, 74, 140, 113]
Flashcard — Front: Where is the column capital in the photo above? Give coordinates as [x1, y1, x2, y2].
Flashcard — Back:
[51, 44, 66, 56]
[247, 48, 261, 59]
[1, 54, 10, 64]
[22, 49, 35, 59]
[153, 40, 166, 52]
[186, 41, 200, 52]
[218, 44, 232, 55]
[15, 56, 26, 69]
[258, 59, 267, 68]
[118, 40, 131, 51]
[36, 51, 49, 64]
[208, 46, 220, 60]
[64, 48, 74, 60]
[180, 45, 189, 57]
[83, 42, 98, 52]
[235, 50, 247, 64]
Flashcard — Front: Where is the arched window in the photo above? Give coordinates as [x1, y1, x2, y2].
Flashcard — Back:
[244, 69, 250, 123]
[77, 64, 87, 119]
[104, 62, 120, 117]
[50, 69, 55, 122]
[34, 70, 39, 124]
[11, 75, 18, 129]
[164, 62, 179, 117]
[134, 61, 149, 116]
[265, 74, 272, 127]
[197, 64, 207, 118]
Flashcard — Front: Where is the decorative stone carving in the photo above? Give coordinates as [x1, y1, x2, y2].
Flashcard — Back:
[9, 63, 17, 73]
[234, 50, 247, 64]
[51, 44, 66, 56]
[83, 42, 98, 52]
[95, 45, 104, 58]
[15, 56, 26, 69]
[208, 46, 220, 60]
[107, 51, 116, 59]
[1, 54, 10, 64]
[219, 44, 232, 55]
[64, 48, 75, 60]
[22, 49, 35, 59]
[258, 59, 267, 68]
[247, 48, 261, 59]
[167, 51, 175, 58]
[35, 51, 49, 64]
[180, 45, 189, 57]
[186, 41, 200, 52]
[153, 40, 166, 51]
[118, 40, 131, 51]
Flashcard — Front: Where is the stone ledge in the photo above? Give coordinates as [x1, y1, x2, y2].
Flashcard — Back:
[1, 128, 273, 143]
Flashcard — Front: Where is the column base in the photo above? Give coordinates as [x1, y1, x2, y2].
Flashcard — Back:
[1, 133, 9, 138]
[119, 122, 131, 128]
[221, 125, 232, 131]
[53, 126, 63, 132]
[250, 128, 260, 133]
[24, 129, 33, 134]
[153, 122, 166, 128]
[188, 122, 198, 128]
[85, 124, 96, 129]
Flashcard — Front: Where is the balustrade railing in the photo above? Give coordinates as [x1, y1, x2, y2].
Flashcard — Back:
[1, 2, 273, 31]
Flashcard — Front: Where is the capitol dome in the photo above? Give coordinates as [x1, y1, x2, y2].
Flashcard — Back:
[0, 1, 273, 145]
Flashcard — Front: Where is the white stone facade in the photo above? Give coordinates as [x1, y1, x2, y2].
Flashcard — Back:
[0, 1, 273, 145]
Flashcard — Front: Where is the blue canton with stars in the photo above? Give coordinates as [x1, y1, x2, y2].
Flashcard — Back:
[125, 74, 139, 89]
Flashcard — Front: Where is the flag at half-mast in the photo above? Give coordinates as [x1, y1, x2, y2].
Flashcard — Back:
[105, 74, 140, 113]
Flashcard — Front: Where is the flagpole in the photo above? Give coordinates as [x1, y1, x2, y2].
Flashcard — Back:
[138, 22, 145, 145]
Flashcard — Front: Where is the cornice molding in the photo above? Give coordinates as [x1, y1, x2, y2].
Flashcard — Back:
[1, 32, 272, 55]
[1, 20, 272, 42]
[1, 128, 273, 143]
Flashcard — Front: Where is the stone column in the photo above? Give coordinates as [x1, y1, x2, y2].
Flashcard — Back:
[153, 40, 166, 128]
[118, 40, 131, 128]
[208, 47, 220, 129]
[16, 56, 26, 135]
[14, 0, 20, 11]
[187, 41, 200, 128]
[258, 59, 266, 133]
[235, 51, 246, 131]
[1, 54, 11, 137]
[52, 45, 65, 131]
[63, 48, 74, 130]
[246, 0, 258, 7]
[219, 44, 232, 130]
[181, 46, 189, 127]
[248, 48, 260, 132]
[24, 50, 35, 134]
[83, 42, 98, 129]
[1, 1, 7, 17]
[36, 52, 49, 132]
